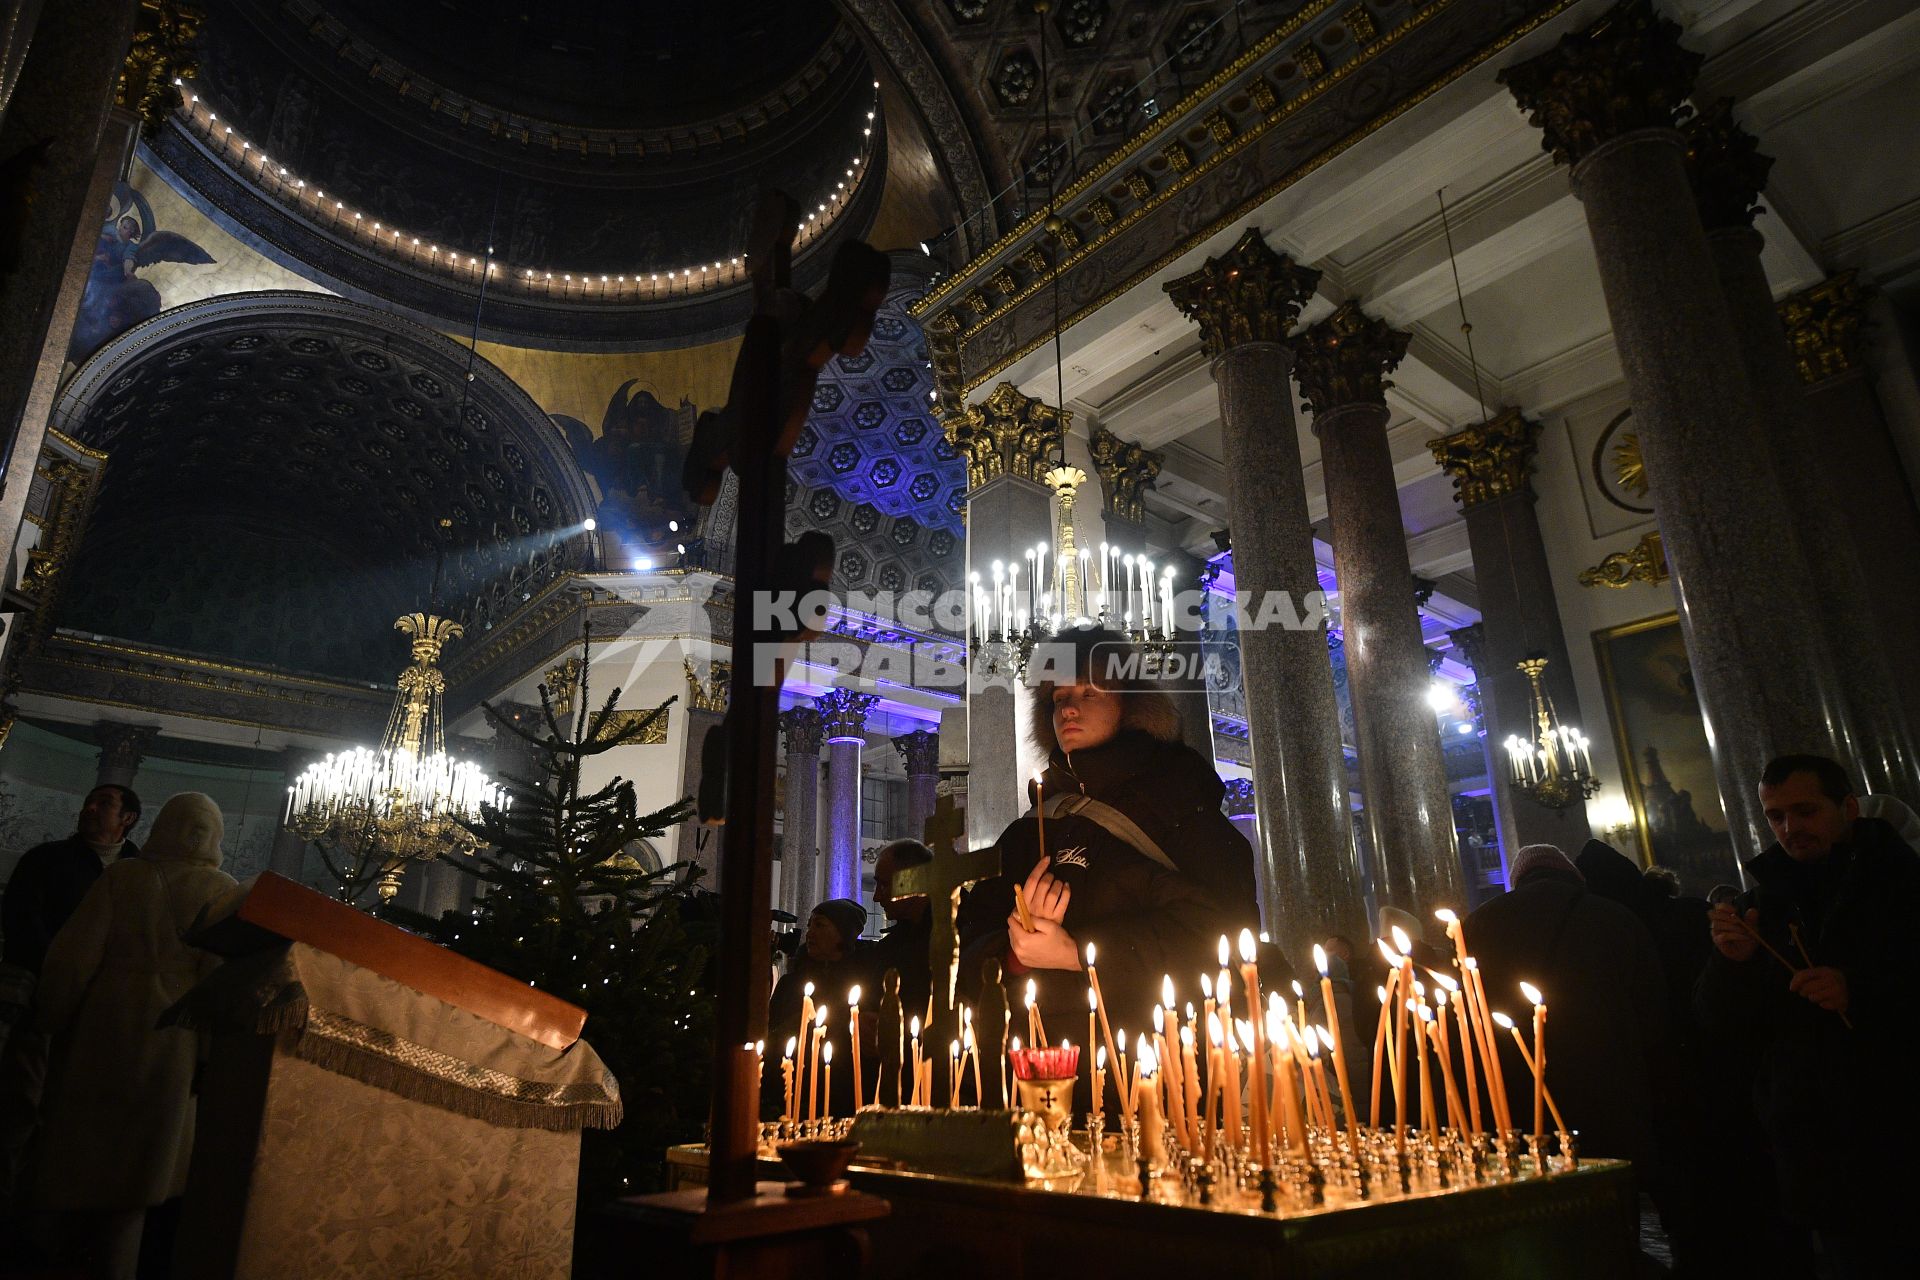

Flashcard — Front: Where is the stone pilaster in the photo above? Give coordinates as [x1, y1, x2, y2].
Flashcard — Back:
[1295, 302, 1463, 919]
[892, 729, 940, 846]
[1684, 102, 1920, 796]
[1165, 229, 1367, 955]
[778, 706, 822, 920]
[1500, 0, 1861, 859]
[0, 0, 148, 570]
[817, 688, 877, 907]
[1429, 410, 1594, 853]
[93, 720, 155, 788]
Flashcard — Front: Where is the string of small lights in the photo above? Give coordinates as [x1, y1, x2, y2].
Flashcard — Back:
[168, 77, 882, 302]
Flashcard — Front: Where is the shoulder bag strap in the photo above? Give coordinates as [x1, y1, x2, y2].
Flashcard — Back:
[1029, 793, 1181, 874]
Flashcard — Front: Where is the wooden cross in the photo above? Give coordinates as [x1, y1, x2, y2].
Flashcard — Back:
[890, 791, 1002, 1103]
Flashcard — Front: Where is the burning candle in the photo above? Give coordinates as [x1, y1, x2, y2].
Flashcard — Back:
[848, 986, 864, 1111]
[1465, 958, 1512, 1135]
[1117, 1029, 1133, 1123]
[1292, 980, 1308, 1035]
[1137, 1044, 1165, 1167]
[1269, 1011, 1307, 1157]
[1430, 1002, 1467, 1134]
[1033, 769, 1047, 865]
[1410, 999, 1433, 1135]
[1025, 979, 1049, 1048]
[809, 1006, 828, 1124]
[965, 1013, 981, 1107]
[1086, 944, 1121, 1111]
[822, 1042, 835, 1121]
[782, 1037, 797, 1122]
[1087, 988, 1100, 1109]
[1180, 1023, 1201, 1152]
[949, 1040, 961, 1108]
[798, 981, 816, 1114]
[1493, 1012, 1568, 1134]
[1522, 981, 1547, 1157]
[1092, 1045, 1107, 1135]
[909, 1015, 923, 1107]
[1312, 945, 1360, 1147]
[1221, 1018, 1242, 1148]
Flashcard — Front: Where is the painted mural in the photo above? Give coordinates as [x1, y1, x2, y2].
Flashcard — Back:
[553, 382, 697, 570]
[68, 180, 216, 368]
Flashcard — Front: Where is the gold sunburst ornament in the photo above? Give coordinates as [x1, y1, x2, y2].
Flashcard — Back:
[1610, 431, 1648, 499]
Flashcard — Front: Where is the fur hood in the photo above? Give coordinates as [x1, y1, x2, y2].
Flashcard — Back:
[1028, 683, 1182, 757]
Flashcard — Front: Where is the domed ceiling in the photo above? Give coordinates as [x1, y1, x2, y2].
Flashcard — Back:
[162, 0, 884, 345]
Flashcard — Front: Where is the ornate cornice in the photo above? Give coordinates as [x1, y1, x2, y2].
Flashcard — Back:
[684, 658, 731, 715]
[1163, 229, 1321, 361]
[892, 729, 939, 777]
[1681, 98, 1774, 232]
[1292, 302, 1410, 418]
[1578, 530, 1668, 588]
[1088, 425, 1163, 526]
[817, 688, 880, 743]
[119, 2, 201, 137]
[1498, 0, 1700, 169]
[1427, 408, 1543, 509]
[779, 705, 823, 756]
[946, 382, 1069, 492]
[1447, 622, 1488, 675]
[1778, 271, 1869, 385]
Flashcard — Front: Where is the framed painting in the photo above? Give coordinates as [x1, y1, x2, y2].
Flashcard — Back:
[1593, 612, 1737, 894]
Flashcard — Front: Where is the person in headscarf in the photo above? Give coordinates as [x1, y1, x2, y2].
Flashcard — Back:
[31, 793, 237, 1280]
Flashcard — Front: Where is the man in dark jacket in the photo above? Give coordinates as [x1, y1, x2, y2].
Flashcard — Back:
[2, 784, 143, 975]
[1463, 843, 1667, 1174]
[1697, 755, 1920, 1277]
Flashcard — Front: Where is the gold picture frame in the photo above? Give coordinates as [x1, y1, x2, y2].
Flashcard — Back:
[1593, 611, 1736, 894]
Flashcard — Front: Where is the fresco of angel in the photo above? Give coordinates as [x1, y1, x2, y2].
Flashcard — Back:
[67, 181, 216, 367]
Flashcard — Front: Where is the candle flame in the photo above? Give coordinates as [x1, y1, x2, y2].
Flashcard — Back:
[1026, 978, 1038, 1008]
[1218, 936, 1230, 967]
[1292, 979, 1305, 998]
[910, 1015, 921, 1038]
[824, 1042, 834, 1063]
[1419, 1004, 1434, 1023]
[964, 1026, 976, 1049]
[1153, 1006, 1165, 1033]
[1207, 1013, 1224, 1046]
[1390, 925, 1413, 955]
[1428, 970, 1459, 992]
[1238, 928, 1257, 964]
[1118, 1029, 1127, 1053]
[1435, 907, 1458, 925]
[1199, 973, 1213, 999]
[1181, 1025, 1194, 1048]
[1313, 943, 1328, 975]
[1463, 956, 1479, 971]
[1138, 1043, 1157, 1076]
[950, 1040, 959, 1057]
[1520, 981, 1544, 1007]
[1236, 1019, 1254, 1049]
[1224, 1020, 1240, 1053]
[1268, 990, 1282, 1014]
[1492, 1012, 1514, 1030]
[804, 981, 815, 997]
[1316, 1025, 1336, 1052]
[1088, 987, 1099, 1012]
[814, 1006, 828, 1028]
[755, 1040, 764, 1055]
[1266, 1009, 1285, 1043]
[1086, 941, 1097, 967]
[785, 1037, 797, 1058]
[962, 1005, 973, 1026]
[1377, 985, 1389, 1004]
[1435, 988, 1449, 1007]
[848, 984, 862, 1007]
[1162, 975, 1176, 1009]
[1185, 1002, 1196, 1023]
[1097, 1046, 1106, 1069]
[1378, 938, 1402, 967]
[1412, 980, 1425, 998]
[1011, 1035, 1021, 1052]
[1304, 1023, 1321, 1057]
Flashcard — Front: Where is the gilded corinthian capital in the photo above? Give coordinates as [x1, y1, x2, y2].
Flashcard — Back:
[1682, 99, 1775, 232]
[944, 382, 1069, 491]
[1427, 408, 1543, 509]
[1498, 0, 1701, 168]
[1291, 302, 1409, 418]
[1164, 228, 1321, 360]
[119, 2, 204, 137]
[1088, 425, 1163, 525]
[1778, 272, 1869, 385]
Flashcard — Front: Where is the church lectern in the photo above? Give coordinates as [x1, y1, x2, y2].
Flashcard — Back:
[168, 873, 619, 1280]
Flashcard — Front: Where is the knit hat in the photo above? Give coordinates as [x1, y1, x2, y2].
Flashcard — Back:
[1510, 843, 1582, 885]
[810, 898, 867, 947]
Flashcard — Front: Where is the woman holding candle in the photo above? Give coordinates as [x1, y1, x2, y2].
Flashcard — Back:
[956, 626, 1259, 1111]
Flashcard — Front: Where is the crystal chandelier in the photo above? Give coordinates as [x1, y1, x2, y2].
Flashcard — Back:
[288, 611, 507, 901]
[1502, 655, 1599, 811]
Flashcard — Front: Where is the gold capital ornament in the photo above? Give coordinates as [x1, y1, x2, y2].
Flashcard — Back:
[945, 382, 1069, 491]
[1428, 408, 1543, 509]
[1291, 302, 1410, 417]
[1777, 272, 1869, 386]
[1164, 228, 1321, 361]
[118, 2, 203, 137]
[1088, 425, 1163, 526]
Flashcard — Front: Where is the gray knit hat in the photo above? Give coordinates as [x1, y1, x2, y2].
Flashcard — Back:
[811, 898, 868, 947]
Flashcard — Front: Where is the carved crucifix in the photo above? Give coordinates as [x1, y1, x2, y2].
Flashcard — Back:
[889, 791, 1004, 1105]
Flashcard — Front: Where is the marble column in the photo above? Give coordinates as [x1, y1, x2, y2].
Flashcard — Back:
[892, 729, 940, 845]
[1166, 230, 1368, 955]
[1501, 0, 1859, 859]
[778, 707, 822, 920]
[0, 0, 150, 563]
[816, 689, 876, 907]
[1777, 274, 1920, 724]
[1684, 103, 1920, 799]
[93, 720, 155, 789]
[1429, 411, 1594, 853]
[1295, 302, 1463, 918]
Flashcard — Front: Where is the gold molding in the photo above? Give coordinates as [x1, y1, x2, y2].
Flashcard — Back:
[1427, 408, 1542, 508]
[917, 0, 1583, 397]
[1777, 270, 1868, 385]
[118, 1, 202, 136]
[1578, 531, 1668, 589]
[683, 658, 730, 714]
[603, 707, 669, 745]
[945, 382, 1070, 491]
[48, 634, 391, 696]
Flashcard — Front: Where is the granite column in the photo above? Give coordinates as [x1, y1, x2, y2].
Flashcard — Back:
[1430, 411, 1594, 853]
[1684, 104, 1920, 798]
[1501, 1, 1859, 858]
[817, 689, 877, 910]
[892, 729, 940, 846]
[1296, 303, 1463, 918]
[1166, 231, 1368, 955]
[778, 707, 822, 921]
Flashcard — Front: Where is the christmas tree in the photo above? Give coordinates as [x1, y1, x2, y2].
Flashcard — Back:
[427, 631, 713, 1200]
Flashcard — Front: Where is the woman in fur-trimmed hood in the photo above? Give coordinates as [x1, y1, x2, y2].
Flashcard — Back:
[958, 629, 1258, 1078]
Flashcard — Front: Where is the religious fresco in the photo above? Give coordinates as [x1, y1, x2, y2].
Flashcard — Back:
[67, 180, 215, 367]
[552, 382, 696, 568]
[1593, 612, 1735, 894]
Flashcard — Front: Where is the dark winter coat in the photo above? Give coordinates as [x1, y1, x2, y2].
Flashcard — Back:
[958, 690, 1259, 1049]
[1576, 841, 1712, 1048]
[1463, 863, 1667, 1173]
[2, 835, 140, 975]
[860, 913, 931, 1020]
[1693, 817, 1920, 1227]
[762, 949, 866, 1121]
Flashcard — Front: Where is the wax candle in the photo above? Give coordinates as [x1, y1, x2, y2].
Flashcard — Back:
[949, 1040, 961, 1108]
[1494, 1012, 1568, 1134]
[809, 1006, 828, 1124]
[848, 986, 864, 1111]
[1025, 978, 1040, 1047]
[966, 1020, 982, 1107]
[1522, 981, 1547, 1157]
[1410, 999, 1433, 1135]
[1268, 1012, 1306, 1158]
[1221, 1019, 1242, 1148]
[1180, 1024, 1201, 1153]
[823, 1042, 835, 1121]
[1086, 943, 1121, 1111]
[1137, 1044, 1166, 1168]
[1311, 945, 1359, 1147]
[909, 1015, 923, 1107]
[1033, 769, 1047, 865]
[1092, 1045, 1106, 1136]
[1430, 1005, 1467, 1135]
[1292, 979, 1309, 1035]
[782, 1037, 797, 1122]
[798, 981, 816, 1115]
[1117, 1029, 1133, 1123]
[1204, 1014, 1224, 1162]
[1466, 958, 1512, 1135]
[1086, 987, 1100, 1110]
[1370, 982, 1391, 1127]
